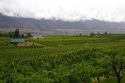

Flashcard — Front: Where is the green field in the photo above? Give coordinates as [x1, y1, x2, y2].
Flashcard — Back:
[0, 35, 125, 83]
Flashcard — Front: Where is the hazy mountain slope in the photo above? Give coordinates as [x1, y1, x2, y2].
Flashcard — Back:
[0, 13, 125, 32]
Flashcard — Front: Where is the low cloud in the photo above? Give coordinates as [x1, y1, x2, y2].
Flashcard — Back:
[0, 0, 125, 22]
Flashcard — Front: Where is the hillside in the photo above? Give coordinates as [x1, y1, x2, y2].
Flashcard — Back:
[0, 13, 125, 33]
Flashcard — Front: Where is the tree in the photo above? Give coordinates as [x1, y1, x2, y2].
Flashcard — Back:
[103, 47, 125, 83]
[27, 33, 32, 37]
[103, 32, 108, 35]
[97, 32, 100, 36]
[69, 61, 94, 83]
[14, 29, 20, 38]
[93, 53, 110, 83]
[89, 32, 95, 36]
[79, 33, 82, 36]
[21, 34, 24, 38]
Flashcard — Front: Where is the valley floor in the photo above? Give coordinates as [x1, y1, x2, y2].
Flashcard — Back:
[0, 34, 125, 83]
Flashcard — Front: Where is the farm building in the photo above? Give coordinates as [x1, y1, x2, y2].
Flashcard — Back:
[10, 38, 25, 44]
[10, 38, 33, 46]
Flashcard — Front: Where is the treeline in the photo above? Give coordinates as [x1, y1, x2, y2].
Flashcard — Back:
[0, 29, 33, 38]
[0, 47, 125, 83]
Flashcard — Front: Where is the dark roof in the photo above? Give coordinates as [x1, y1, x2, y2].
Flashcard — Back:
[10, 38, 25, 43]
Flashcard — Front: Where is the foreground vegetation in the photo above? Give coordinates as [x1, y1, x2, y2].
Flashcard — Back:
[0, 34, 125, 83]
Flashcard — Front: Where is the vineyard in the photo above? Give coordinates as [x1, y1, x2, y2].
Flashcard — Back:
[0, 35, 125, 83]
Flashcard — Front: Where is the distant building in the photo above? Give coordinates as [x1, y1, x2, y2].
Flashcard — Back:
[10, 38, 25, 44]
[33, 34, 43, 38]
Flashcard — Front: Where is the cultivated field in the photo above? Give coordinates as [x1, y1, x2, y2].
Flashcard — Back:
[0, 35, 125, 83]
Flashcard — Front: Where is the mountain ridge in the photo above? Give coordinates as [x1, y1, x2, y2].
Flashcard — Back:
[0, 13, 125, 32]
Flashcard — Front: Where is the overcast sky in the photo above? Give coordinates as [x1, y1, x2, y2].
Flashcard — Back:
[0, 0, 125, 21]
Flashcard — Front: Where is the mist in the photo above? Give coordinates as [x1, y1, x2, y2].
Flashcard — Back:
[0, 0, 125, 22]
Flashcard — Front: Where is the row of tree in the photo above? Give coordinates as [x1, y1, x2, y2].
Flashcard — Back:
[10, 28, 33, 38]
[0, 47, 125, 83]
[0, 29, 32, 38]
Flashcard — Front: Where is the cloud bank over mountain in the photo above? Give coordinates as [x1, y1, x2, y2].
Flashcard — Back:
[0, 0, 125, 22]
